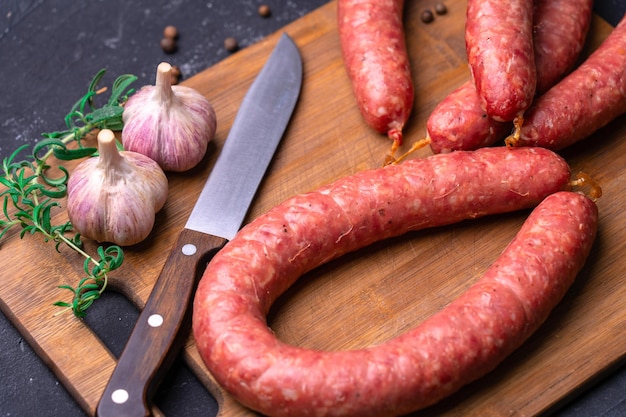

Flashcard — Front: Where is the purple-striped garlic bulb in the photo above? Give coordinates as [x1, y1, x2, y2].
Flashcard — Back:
[121, 62, 217, 172]
[67, 129, 168, 246]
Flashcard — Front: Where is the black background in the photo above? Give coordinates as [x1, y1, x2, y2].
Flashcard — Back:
[1, 1, 625, 416]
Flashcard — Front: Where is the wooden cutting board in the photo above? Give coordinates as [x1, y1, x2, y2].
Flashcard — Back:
[1, 1, 624, 416]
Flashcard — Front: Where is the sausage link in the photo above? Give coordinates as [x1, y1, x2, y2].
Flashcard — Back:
[427, 81, 511, 153]
[192, 147, 581, 417]
[515, 14, 626, 150]
[428, 0, 592, 153]
[466, 0, 536, 122]
[338, 0, 414, 148]
[533, 0, 594, 93]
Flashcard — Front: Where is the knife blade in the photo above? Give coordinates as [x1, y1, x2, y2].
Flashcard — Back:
[96, 32, 302, 417]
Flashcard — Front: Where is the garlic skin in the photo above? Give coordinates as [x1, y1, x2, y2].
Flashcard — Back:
[67, 129, 169, 246]
[122, 62, 217, 172]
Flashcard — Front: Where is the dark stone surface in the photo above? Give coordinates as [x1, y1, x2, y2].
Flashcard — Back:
[1, 1, 625, 416]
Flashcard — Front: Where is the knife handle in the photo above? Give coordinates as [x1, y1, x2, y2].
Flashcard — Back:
[96, 228, 226, 417]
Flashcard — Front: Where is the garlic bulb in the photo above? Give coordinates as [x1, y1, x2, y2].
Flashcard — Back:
[67, 129, 169, 246]
[121, 62, 217, 172]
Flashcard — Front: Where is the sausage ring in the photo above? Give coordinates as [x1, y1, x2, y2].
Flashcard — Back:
[192, 147, 596, 417]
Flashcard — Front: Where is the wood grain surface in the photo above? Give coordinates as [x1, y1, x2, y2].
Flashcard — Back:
[1, 1, 624, 416]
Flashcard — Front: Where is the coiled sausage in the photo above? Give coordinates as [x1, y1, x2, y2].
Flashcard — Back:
[192, 147, 592, 417]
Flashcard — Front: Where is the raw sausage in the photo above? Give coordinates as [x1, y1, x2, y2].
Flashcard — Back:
[192, 151, 591, 417]
[427, 81, 511, 153]
[192, 147, 586, 417]
[533, 0, 593, 94]
[465, 0, 536, 122]
[428, 0, 593, 154]
[338, 0, 414, 158]
[512, 14, 626, 150]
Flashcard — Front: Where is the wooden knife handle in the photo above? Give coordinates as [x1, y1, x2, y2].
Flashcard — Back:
[96, 228, 226, 417]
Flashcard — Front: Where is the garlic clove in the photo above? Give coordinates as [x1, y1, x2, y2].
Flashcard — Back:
[67, 129, 169, 246]
[121, 62, 217, 172]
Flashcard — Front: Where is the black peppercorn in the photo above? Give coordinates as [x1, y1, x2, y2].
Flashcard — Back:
[258, 4, 271, 17]
[163, 25, 178, 39]
[224, 37, 239, 52]
[421, 10, 434, 23]
[170, 65, 182, 85]
[160, 37, 177, 53]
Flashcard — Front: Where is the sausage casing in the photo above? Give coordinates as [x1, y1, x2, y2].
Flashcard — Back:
[192, 147, 587, 417]
[338, 0, 414, 145]
[428, 0, 593, 153]
[465, 0, 536, 122]
[517, 14, 626, 150]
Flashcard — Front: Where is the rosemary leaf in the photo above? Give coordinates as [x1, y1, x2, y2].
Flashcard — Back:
[0, 68, 137, 317]
[52, 146, 98, 161]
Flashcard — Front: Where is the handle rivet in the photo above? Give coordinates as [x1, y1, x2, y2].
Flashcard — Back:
[111, 389, 129, 404]
[182, 243, 197, 256]
[148, 314, 164, 327]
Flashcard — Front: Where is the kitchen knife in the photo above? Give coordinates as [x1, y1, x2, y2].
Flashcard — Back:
[96, 32, 302, 417]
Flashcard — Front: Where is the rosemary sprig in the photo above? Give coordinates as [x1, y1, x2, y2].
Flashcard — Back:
[0, 69, 137, 318]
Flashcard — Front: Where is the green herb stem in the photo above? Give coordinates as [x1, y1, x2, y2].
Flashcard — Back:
[34, 127, 91, 177]
[0, 69, 136, 317]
